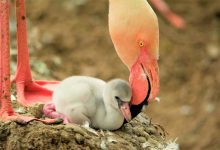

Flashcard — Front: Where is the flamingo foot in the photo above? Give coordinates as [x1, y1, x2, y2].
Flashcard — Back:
[0, 111, 62, 124]
[43, 103, 70, 124]
[15, 80, 60, 106]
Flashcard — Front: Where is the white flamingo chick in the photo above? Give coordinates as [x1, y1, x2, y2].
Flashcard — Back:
[52, 76, 132, 130]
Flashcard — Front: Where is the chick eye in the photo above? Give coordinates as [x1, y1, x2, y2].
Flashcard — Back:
[115, 96, 120, 100]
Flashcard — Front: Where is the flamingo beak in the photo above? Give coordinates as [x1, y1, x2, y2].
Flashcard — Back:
[129, 58, 159, 105]
[119, 102, 132, 122]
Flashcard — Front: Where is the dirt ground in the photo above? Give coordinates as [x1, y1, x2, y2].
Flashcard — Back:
[2, 0, 220, 149]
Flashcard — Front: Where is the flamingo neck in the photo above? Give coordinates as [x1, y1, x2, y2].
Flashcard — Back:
[103, 88, 121, 118]
[99, 87, 124, 130]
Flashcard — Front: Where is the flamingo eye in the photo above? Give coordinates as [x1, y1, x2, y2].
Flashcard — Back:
[139, 41, 144, 47]
[115, 96, 123, 108]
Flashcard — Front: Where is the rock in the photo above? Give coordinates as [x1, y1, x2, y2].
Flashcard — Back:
[137, 136, 147, 143]
[75, 133, 84, 145]
[14, 107, 27, 114]
[60, 131, 70, 141]
[0, 123, 10, 141]
[207, 43, 219, 60]
[28, 104, 44, 118]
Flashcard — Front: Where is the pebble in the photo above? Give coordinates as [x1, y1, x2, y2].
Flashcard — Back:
[145, 127, 157, 135]
[60, 131, 70, 141]
[75, 133, 84, 145]
[107, 136, 117, 144]
[64, 126, 72, 133]
[204, 103, 215, 113]
[137, 137, 146, 143]
[28, 104, 44, 118]
[207, 43, 219, 60]
[0, 125, 10, 140]
[14, 107, 26, 114]
[10, 95, 16, 101]
[142, 142, 151, 149]
[180, 105, 192, 116]
[100, 140, 107, 150]
[65, 124, 89, 137]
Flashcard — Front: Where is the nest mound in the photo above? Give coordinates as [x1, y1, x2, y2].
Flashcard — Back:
[0, 111, 176, 150]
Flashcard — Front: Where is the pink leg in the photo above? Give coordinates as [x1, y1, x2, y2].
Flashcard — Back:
[13, 0, 60, 106]
[0, 0, 61, 124]
[149, 0, 186, 29]
[0, 0, 14, 117]
[0, 1, 2, 105]
[43, 103, 70, 124]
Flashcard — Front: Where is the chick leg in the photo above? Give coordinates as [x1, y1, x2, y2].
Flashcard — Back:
[43, 103, 70, 124]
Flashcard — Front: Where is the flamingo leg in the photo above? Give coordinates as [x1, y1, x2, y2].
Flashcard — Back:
[149, 0, 185, 29]
[0, 0, 14, 118]
[13, 0, 60, 107]
[0, 0, 61, 124]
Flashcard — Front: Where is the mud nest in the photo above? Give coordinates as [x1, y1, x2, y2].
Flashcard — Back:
[0, 104, 177, 150]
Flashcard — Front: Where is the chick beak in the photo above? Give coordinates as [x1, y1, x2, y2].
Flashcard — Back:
[119, 102, 132, 122]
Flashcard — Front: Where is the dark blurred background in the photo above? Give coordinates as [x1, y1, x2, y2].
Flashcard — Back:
[10, 0, 220, 149]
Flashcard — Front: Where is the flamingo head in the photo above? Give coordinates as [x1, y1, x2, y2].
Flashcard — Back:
[108, 0, 160, 105]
